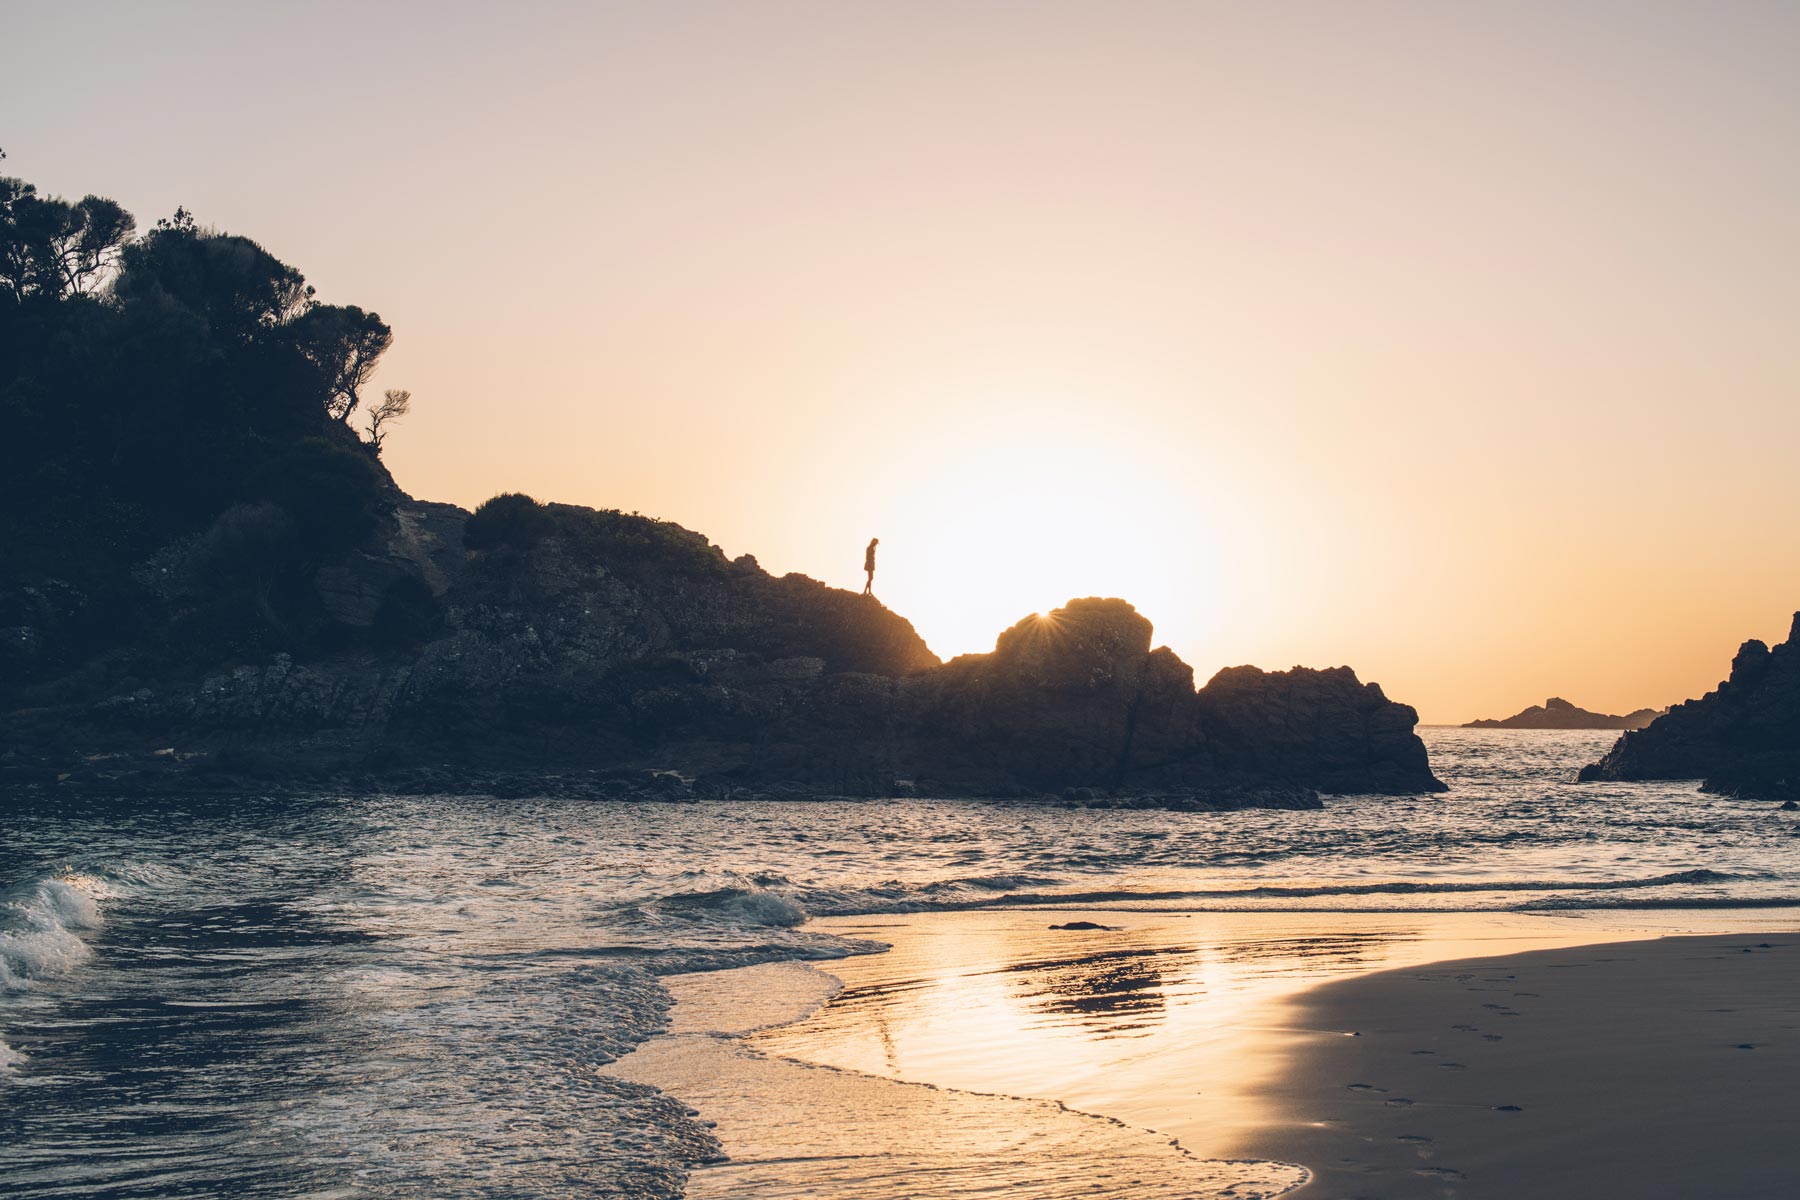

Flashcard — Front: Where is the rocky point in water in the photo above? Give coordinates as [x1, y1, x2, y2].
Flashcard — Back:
[1465, 697, 1663, 730]
[2, 490, 1444, 806]
[1579, 613, 1800, 800]
[0, 178, 1443, 810]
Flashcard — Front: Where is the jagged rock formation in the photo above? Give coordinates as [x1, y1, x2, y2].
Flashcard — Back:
[899, 599, 1440, 795]
[1, 498, 1444, 801]
[1198, 663, 1443, 794]
[1579, 613, 1800, 800]
[1465, 697, 1663, 730]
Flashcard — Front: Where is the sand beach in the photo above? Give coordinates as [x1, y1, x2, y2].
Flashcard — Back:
[615, 911, 1800, 1198]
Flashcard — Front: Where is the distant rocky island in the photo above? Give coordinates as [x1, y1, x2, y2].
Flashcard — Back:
[1580, 614, 1800, 801]
[1465, 697, 1663, 730]
[0, 170, 1444, 807]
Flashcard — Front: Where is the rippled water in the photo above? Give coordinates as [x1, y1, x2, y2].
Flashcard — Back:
[3, 729, 1797, 1196]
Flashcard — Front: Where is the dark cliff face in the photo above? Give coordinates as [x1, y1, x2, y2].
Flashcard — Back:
[1578, 613, 1800, 799]
[4, 500, 1443, 799]
[1465, 696, 1663, 730]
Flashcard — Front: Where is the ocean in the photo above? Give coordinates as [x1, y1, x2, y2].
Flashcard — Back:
[4, 728, 1797, 1197]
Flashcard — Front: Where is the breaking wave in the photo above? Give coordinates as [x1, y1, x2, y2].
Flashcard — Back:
[651, 885, 810, 928]
[0, 872, 108, 1075]
[788, 867, 1763, 916]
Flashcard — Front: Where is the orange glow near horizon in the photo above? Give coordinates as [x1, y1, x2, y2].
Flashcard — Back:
[8, 2, 1799, 722]
[859, 428, 1224, 668]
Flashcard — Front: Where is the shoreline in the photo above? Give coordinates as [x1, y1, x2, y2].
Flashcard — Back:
[611, 908, 1800, 1198]
[0, 760, 1325, 810]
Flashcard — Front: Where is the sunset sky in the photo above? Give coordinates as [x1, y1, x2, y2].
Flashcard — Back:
[6, 1, 1797, 723]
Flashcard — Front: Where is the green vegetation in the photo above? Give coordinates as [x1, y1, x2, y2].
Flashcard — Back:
[463, 494, 729, 581]
[1, 165, 411, 672]
[464, 493, 552, 553]
[552, 506, 729, 579]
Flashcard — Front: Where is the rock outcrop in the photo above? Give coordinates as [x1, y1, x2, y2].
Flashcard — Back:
[1198, 663, 1443, 794]
[887, 597, 1440, 795]
[1579, 613, 1800, 800]
[1465, 697, 1663, 730]
[3, 499, 1444, 801]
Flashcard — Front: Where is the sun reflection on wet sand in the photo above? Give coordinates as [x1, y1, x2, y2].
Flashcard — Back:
[747, 909, 1774, 1160]
[610, 961, 1307, 1198]
[1003, 943, 1191, 1036]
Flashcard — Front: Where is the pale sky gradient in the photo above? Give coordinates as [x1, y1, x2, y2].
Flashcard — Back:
[6, 1, 1797, 722]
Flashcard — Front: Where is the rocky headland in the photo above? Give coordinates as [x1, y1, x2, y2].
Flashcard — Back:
[1, 492, 1445, 806]
[1579, 613, 1800, 800]
[0, 172, 1443, 808]
[1465, 696, 1663, 730]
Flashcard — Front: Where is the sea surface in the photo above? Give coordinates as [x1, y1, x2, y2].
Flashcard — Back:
[4, 728, 1798, 1197]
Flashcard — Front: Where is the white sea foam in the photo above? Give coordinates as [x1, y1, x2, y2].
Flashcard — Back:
[0, 875, 105, 991]
[717, 887, 808, 928]
[0, 871, 117, 1080]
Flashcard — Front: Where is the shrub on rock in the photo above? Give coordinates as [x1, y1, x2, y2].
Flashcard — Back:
[464, 492, 550, 553]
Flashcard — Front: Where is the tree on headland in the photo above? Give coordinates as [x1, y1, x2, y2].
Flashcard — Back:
[0, 164, 414, 664]
[365, 388, 412, 452]
[0, 176, 136, 301]
[294, 302, 393, 420]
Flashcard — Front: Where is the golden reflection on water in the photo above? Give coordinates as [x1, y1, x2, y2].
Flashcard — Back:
[1003, 943, 1192, 1036]
[750, 910, 1669, 1156]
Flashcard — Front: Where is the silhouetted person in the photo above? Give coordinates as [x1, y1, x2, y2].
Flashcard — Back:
[863, 537, 879, 596]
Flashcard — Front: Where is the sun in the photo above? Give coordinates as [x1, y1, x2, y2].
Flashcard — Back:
[868, 436, 1221, 664]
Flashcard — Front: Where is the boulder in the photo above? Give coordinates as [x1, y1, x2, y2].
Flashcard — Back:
[1197, 664, 1445, 794]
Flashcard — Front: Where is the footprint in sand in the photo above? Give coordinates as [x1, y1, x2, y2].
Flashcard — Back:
[1438, 1062, 1467, 1070]
[1451, 1023, 1478, 1032]
[1493, 1104, 1524, 1112]
[1481, 1034, 1505, 1041]
[1410, 1050, 1437, 1056]
[1734, 1043, 1758, 1050]
[1513, 991, 1540, 998]
[1395, 1135, 1433, 1144]
[1347, 1083, 1387, 1092]
[1385, 1098, 1415, 1107]
[1417, 1167, 1466, 1179]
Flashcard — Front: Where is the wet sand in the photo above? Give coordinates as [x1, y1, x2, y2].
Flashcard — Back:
[1235, 933, 1800, 1199]
[609, 960, 1306, 1198]
[610, 912, 1800, 1198]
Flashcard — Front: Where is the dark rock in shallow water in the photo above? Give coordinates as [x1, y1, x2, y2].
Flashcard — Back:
[3, 500, 1443, 806]
[1196, 663, 1445, 794]
[1465, 696, 1663, 731]
[1049, 921, 1117, 931]
[1579, 612, 1800, 800]
[895, 599, 1440, 796]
